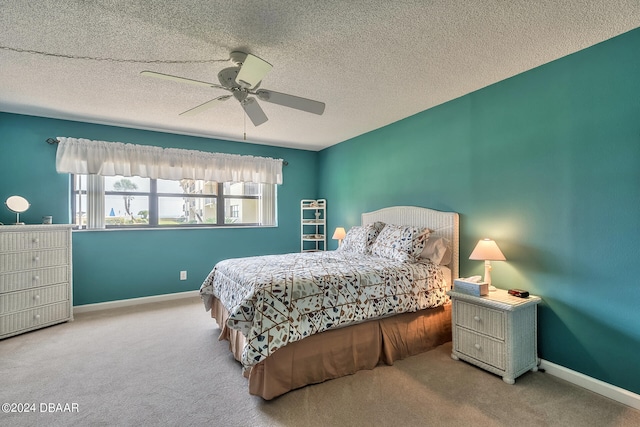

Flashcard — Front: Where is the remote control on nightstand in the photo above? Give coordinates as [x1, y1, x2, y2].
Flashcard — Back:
[508, 289, 529, 298]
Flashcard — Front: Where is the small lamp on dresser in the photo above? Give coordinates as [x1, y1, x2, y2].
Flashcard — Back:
[469, 238, 506, 291]
[332, 227, 346, 248]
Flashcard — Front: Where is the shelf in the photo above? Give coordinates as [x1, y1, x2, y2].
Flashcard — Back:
[301, 199, 326, 252]
[300, 201, 326, 211]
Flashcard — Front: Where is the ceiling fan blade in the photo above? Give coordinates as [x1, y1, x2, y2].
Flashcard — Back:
[140, 71, 227, 90]
[255, 89, 325, 115]
[179, 95, 232, 116]
[241, 97, 268, 126]
[235, 54, 273, 89]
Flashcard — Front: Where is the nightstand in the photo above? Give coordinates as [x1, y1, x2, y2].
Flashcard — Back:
[447, 289, 541, 384]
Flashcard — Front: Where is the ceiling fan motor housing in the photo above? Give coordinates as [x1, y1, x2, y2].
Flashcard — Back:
[218, 67, 240, 88]
[218, 67, 260, 93]
[229, 51, 248, 66]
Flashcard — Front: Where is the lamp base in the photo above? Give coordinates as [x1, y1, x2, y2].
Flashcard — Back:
[484, 261, 496, 292]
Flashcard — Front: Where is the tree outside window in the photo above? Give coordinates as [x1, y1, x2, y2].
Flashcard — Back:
[112, 178, 138, 220]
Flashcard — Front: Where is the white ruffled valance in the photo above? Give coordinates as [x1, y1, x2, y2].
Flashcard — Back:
[55, 137, 283, 184]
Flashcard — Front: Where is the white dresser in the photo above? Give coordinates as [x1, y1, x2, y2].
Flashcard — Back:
[1, 225, 73, 339]
[448, 289, 541, 384]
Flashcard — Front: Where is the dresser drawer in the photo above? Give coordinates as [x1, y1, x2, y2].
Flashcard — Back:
[0, 249, 69, 273]
[0, 266, 69, 293]
[0, 283, 69, 315]
[0, 301, 71, 338]
[455, 327, 506, 370]
[0, 230, 68, 252]
[455, 300, 505, 340]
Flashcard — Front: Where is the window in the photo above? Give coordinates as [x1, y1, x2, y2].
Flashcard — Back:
[72, 175, 277, 229]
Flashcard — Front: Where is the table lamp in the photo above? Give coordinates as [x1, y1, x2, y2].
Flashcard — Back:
[469, 238, 506, 291]
[332, 227, 346, 247]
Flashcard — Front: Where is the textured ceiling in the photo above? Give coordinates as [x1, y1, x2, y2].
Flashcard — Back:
[1, 1, 639, 151]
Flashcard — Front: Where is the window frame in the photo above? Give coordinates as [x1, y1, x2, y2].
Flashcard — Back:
[71, 175, 275, 229]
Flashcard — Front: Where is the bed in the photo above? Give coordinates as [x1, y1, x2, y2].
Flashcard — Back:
[200, 206, 459, 399]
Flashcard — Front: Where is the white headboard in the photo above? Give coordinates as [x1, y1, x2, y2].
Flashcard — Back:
[361, 206, 460, 280]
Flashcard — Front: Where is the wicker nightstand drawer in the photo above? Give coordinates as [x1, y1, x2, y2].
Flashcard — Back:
[455, 327, 506, 370]
[454, 300, 505, 340]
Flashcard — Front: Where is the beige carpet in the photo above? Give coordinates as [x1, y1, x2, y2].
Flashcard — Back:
[1, 297, 639, 427]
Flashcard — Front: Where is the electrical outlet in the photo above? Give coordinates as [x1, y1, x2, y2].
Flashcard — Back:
[180, 270, 187, 281]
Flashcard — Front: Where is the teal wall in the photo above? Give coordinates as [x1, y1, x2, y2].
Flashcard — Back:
[318, 28, 640, 394]
[0, 113, 317, 305]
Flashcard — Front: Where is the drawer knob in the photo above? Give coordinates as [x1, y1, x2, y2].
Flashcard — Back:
[33, 256, 40, 262]
[34, 294, 40, 301]
[34, 314, 41, 321]
[33, 275, 40, 282]
[33, 237, 39, 244]
[474, 316, 480, 322]
[474, 343, 481, 350]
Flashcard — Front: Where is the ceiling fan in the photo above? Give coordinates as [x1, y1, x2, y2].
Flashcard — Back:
[141, 51, 325, 126]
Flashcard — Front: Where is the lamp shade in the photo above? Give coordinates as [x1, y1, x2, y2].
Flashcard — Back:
[469, 239, 506, 261]
[332, 227, 347, 240]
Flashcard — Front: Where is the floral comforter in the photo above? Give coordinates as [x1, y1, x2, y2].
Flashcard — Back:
[199, 251, 447, 369]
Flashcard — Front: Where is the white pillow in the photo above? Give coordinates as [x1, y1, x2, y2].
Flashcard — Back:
[420, 236, 451, 265]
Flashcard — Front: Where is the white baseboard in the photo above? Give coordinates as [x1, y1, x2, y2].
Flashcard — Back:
[539, 359, 640, 411]
[73, 290, 200, 314]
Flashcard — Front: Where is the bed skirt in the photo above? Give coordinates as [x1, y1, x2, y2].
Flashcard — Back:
[211, 297, 452, 400]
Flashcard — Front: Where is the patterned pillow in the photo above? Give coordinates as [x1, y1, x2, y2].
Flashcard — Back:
[338, 221, 385, 254]
[370, 224, 431, 262]
[370, 221, 386, 236]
